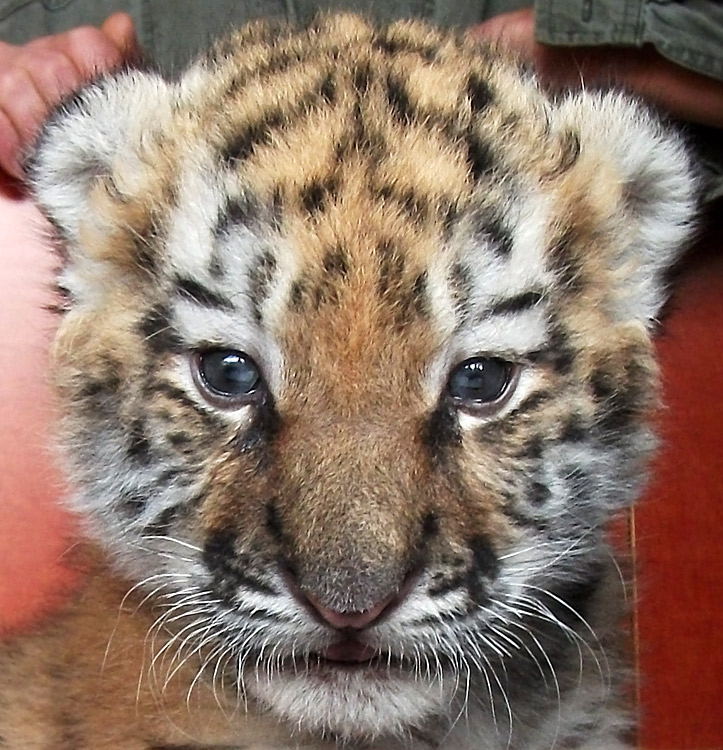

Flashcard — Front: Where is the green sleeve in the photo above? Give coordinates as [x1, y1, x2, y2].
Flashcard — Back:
[534, 0, 723, 203]
[534, 0, 723, 80]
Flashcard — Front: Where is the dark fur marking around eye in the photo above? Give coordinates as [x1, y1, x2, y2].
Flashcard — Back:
[513, 390, 553, 418]
[421, 404, 461, 460]
[149, 382, 226, 429]
[528, 324, 575, 375]
[204, 530, 278, 601]
[467, 73, 493, 114]
[232, 395, 280, 462]
[139, 306, 183, 354]
[489, 290, 544, 317]
[176, 277, 233, 310]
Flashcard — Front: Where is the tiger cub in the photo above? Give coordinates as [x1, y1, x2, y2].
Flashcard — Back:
[0, 13, 695, 750]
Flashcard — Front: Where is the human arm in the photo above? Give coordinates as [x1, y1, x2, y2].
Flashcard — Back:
[471, 7, 723, 128]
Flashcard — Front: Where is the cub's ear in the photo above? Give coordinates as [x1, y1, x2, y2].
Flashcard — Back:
[26, 69, 175, 250]
[552, 91, 698, 329]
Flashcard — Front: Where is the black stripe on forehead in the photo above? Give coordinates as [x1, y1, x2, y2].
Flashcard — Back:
[471, 206, 514, 256]
[219, 71, 338, 165]
[386, 73, 415, 124]
[467, 72, 493, 114]
[214, 192, 262, 237]
[285, 246, 350, 313]
[488, 290, 545, 317]
[248, 251, 278, 323]
[376, 241, 430, 327]
[300, 174, 340, 218]
[374, 30, 440, 62]
[466, 131, 495, 181]
[175, 277, 233, 309]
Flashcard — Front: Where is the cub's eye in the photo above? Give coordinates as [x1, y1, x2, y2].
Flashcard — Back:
[193, 350, 263, 407]
[447, 357, 516, 412]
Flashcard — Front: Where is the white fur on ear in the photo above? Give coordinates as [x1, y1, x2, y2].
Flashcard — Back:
[27, 69, 175, 244]
[555, 91, 698, 328]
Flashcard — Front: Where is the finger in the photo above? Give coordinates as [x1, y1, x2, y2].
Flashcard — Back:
[0, 108, 23, 179]
[101, 12, 140, 58]
[0, 67, 50, 146]
[57, 26, 129, 81]
[468, 9, 536, 57]
[19, 48, 84, 108]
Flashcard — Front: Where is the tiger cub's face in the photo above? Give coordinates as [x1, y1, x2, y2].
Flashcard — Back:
[31, 14, 694, 744]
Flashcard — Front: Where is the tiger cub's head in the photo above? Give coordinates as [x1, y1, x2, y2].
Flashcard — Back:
[30, 13, 695, 744]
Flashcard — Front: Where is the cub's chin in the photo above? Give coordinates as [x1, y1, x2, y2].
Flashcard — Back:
[248, 660, 453, 741]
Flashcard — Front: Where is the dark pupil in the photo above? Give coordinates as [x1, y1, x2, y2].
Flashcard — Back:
[448, 358, 509, 402]
[200, 351, 260, 396]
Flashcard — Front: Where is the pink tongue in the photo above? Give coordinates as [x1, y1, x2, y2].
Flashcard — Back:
[321, 640, 377, 663]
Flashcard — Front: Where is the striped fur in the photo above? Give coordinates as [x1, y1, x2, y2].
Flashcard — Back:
[2, 14, 696, 750]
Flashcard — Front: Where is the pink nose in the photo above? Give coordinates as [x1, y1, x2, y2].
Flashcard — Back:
[304, 590, 398, 630]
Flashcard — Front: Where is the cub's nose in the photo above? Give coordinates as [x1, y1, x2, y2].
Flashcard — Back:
[285, 567, 421, 631]
[303, 590, 398, 630]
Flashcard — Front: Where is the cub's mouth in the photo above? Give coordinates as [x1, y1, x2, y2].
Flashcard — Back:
[316, 639, 379, 665]
[299, 640, 407, 675]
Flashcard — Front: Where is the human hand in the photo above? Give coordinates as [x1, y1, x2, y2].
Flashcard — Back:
[471, 8, 723, 128]
[0, 12, 139, 180]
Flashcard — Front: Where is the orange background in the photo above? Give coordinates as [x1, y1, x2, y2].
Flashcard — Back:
[1, 173, 721, 748]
